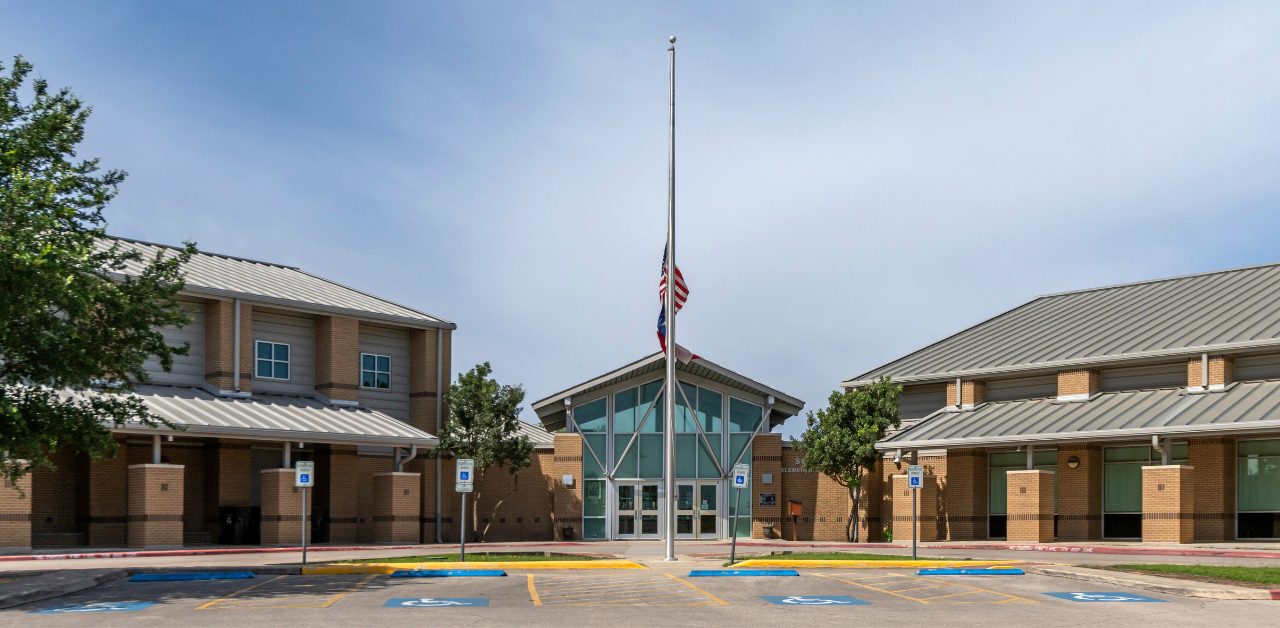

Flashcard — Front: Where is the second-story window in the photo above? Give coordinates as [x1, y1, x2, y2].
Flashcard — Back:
[362, 353, 391, 389]
[256, 341, 290, 380]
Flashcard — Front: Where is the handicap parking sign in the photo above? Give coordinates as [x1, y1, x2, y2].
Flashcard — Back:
[30, 601, 158, 614]
[733, 463, 749, 487]
[384, 597, 489, 607]
[1043, 592, 1168, 603]
[760, 596, 869, 606]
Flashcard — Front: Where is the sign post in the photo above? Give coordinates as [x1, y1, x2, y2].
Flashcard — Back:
[907, 464, 923, 561]
[295, 461, 315, 564]
[456, 459, 474, 562]
[730, 463, 749, 565]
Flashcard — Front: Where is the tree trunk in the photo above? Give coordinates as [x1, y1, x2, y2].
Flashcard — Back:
[847, 469, 863, 543]
[479, 471, 520, 542]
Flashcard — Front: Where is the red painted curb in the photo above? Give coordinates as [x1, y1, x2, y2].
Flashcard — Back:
[700, 541, 1280, 560]
[0, 542, 595, 562]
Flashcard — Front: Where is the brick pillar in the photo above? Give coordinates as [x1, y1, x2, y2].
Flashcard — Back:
[315, 316, 360, 403]
[322, 446, 360, 543]
[891, 475, 937, 542]
[372, 472, 421, 543]
[1189, 437, 1234, 541]
[855, 459, 882, 542]
[127, 464, 184, 549]
[945, 380, 986, 407]
[751, 433, 783, 539]
[260, 469, 309, 545]
[1143, 465, 1195, 543]
[1006, 470, 1055, 543]
[1057, 444, 1102, 540]
[237, 302, 253, 392]
[204, 300, 253, 393]
[202, 439, 250, 543]
[408, 329, 440, 434]
[86, 441, 129, 547]
[0, 475, 32, 552]
[1057, 368, 1100, 399]
[552, 434, 583, 541]
[943, 449, 987, 541]
[1188, 355, 1234, 389]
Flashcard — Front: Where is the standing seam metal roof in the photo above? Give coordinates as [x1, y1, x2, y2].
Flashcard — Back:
[847, 261, 1280, 385]
[105, 237, 454, 328]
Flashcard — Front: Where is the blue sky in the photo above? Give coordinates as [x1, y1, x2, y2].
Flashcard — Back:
[6, 2, 1280, 439]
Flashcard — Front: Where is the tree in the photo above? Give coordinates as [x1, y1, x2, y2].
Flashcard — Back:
[1, 56, 194, 488]
[791, 376, 901, 542]
[429, 362, 532, 542]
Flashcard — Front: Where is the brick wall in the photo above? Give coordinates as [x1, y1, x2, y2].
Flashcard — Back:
[259, 468, 309, 545]
[320, 445, 361, 543]
[1142, 465, 1195, 543]
[127, 464, 185, 549]
[946, 380, 986, 406]
[1006, 470, 1055, 543]
[943, 449, 987, 541]
[855, 460, 882, 542]
[1057, 444, 1101, 540]
[315, 315, 360, 402]
[466, 452, 556, 542]
[84, 442, 129, 547]
[1057, 369, 1099, 397]
[202, 439, 250, 543]
[891, 474, 937, 542]
[1188, 355, 1235, 388]
[778, 452, 854, 542]
[32, 449, 79, 546]
[355, 454, 395, 543]
[372, 472, 420, 543]
[407, 328, 441, 434]
[1188, 437, 1234, 541]
[204, 300, 253, 392]
[752, 434, 782, 539]
[0, 475, 32, 550]
[552, 434, 583, 540]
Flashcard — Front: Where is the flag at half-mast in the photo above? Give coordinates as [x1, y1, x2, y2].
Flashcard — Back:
[657, 248, 699, 364]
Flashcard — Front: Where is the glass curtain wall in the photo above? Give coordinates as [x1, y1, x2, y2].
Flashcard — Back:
[1238, 439, 1280, 539]
[612, 381, 664, 479]
[575, 397, 608, 539]
[728, 397, 762, 538]
[987, 450, 1058, 539]
[1103, 444, 1187, 538]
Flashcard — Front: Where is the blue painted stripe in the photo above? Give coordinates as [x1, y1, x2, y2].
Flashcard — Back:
[390, 570, 507, 578]
[688, 569, 799, 577]
[917, 568, 1025, 575]
[130, 572, 256, 582]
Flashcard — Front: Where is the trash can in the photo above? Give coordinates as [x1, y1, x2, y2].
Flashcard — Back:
[218, 506, 250, 545]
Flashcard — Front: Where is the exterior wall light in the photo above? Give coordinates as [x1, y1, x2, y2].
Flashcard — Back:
[1067, 456, 1080, 469]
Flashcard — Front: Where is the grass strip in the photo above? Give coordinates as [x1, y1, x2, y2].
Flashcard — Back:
[1110, 564, 1280, 587]
[338, 553, 603, 564]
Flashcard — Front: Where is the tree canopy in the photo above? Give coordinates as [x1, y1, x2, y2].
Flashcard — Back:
[1, 56, 194, 486]
[791, 375, 901, 541]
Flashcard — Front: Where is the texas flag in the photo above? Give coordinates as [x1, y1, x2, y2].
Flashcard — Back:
[657, 248, 699, 364]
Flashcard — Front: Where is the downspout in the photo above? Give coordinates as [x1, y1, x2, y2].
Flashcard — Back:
[1026, 444, 1035, 470]
[1152, 435, 1170, 466]
[233, 298, 241, 393]
[1202, 352, 1209, 390]
[283, 441, 291, 468]
[152, 434, 161, 465]
[955, 378, 962, 408]
[435, 328, 443, 544]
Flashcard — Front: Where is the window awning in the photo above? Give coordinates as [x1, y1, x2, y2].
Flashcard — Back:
[878, 378, 1280, 450]
[94, 385, 437, 447]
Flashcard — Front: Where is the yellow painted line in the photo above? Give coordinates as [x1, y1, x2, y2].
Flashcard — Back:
[303, 560, 643, 574]
[528, 574, 542, 606]
[735, 559, 1015, 569]
[319, 573, 378, 607]
[542, 579, 685, 593]
[662, 573, 730, 606]
[197, 574, 287, 610]
[886, 584, 951, 593]
[816, 574, 1037, 605]
[540, 585, 687, 600]
[568, 592, 708, 606]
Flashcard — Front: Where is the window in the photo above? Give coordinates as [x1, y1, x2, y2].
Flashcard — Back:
[361, 354, 391, 389]
[1238, 439, 1280, 539]
[255, 341, 290, 380]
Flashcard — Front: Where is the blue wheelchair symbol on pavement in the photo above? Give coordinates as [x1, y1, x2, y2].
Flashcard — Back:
[1043, 592, 1167, 603]
[761, 596, 869, 606]
[384, 597, 489, 607]
[30, 601, 158, 614]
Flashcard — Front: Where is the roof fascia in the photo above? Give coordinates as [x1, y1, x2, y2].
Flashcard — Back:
[111, 424, 438, 447]
[873, 419, 1280, 451]
[174, 285, 457, 331]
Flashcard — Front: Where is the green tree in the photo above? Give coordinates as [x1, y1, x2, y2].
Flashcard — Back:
[1, 56, 194, 488]
[791, 376, 901, 541]
[429, 362, 532, 542]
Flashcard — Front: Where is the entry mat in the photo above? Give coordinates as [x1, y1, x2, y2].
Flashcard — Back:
[689, 569, 799, 577]
[917, 568, 1025, 575]
[131, 572, 255, 582]
[391, 570, 507, 578]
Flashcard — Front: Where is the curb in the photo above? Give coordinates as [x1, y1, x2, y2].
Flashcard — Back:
[713, 542, 1280, 561]
[303, 560, 645, 575]
[733, 559, 1016, 569]
[1025, 566, 1280, 600]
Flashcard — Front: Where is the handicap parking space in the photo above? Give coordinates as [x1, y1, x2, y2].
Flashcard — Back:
[10, 574, 258, 616]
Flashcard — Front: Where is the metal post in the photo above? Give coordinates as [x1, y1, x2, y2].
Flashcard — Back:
[912, 485, 918, 561]
[460, 492, 467, 562]
[283, 441, 291, 468]
[663, 34, 678, 564]
[435, 327, 443, 544]
[152, 434, 161, 465]
[233, 298, 241, 392]
[730, 487, 741, 565]
[301, 486, 308, 565]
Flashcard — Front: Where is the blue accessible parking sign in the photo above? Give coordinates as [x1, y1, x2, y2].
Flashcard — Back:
[1043, 592, 1168, 603]
[30, 601, 158, 614]
[761, 596, 869, 606]
[384, 598, 489, 607]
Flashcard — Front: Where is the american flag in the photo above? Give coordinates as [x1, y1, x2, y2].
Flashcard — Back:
[657, 248, 698, 363]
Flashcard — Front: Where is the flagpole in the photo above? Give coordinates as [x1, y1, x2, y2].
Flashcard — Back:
[663, 35, 678, 563]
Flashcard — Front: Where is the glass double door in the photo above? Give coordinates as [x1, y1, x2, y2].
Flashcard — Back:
[616, 483, 660, 539]
[676, 481, 719, 538]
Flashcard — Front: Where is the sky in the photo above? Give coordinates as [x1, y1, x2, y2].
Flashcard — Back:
[5, 1, 1280, 439]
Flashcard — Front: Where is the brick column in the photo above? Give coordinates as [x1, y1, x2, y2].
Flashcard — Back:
[855, 459, 882, 542]
[315, 316, 360, 403]
[0, 475, 32, 552]
[260, 468, 309, 545]
[202, 439, 251, 544]
[945, 380, 986, 408]
[1142, 465, 1195, 543]
[85, 442, 129, 547]
[1189, 437, 1234, 541]
[1057, 368, 1100, 400]
[942, 449, 986, 541]
[372, 472, 421, 543]
[891, 475, 937, 542]
[1006, 470, 1055, 543]
[321, 446, 360, 543]
[1057, 444, 1101, 540]
[552, 434, 583, 541]
[408, 329, 440, 434]
[127, 464, 184, 549]
[1188, 355, 1234, 389]
[751, 433, 783, 539]
[204, 299, 253, 393]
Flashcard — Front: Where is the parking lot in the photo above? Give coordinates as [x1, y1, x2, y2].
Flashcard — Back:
[2, 566, 1275, 627]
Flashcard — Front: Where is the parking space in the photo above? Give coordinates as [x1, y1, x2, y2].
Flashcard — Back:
[528, 573, 727, 606]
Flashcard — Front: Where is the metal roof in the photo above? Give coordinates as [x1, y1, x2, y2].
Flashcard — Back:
[846, 261, 1280, 386]
[96, 385, 437, 446]
[530, 353, 805, 432]
[878, 378, 1280, 450]
[105, 237, 455, 329]
[516, 420, 556, 449]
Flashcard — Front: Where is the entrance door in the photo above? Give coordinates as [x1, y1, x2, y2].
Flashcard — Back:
[617, 483, 661, 539]
[675, 482, 720, 538]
